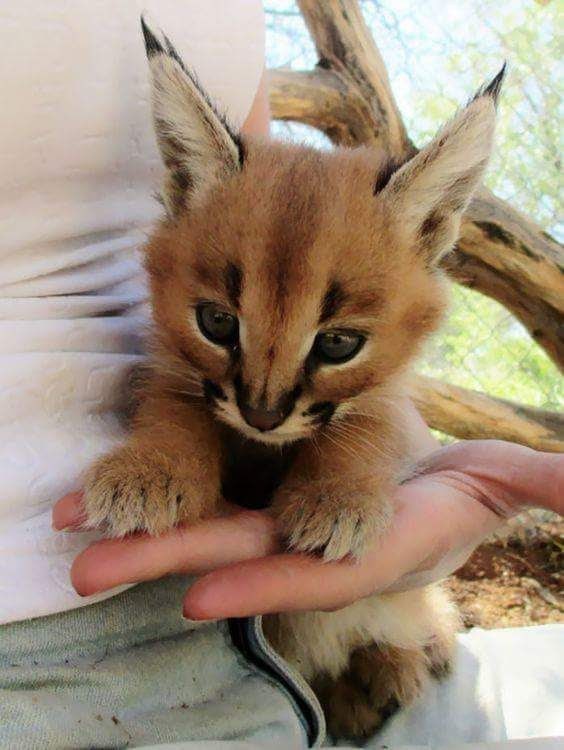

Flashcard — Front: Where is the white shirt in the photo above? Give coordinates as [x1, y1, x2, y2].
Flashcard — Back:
[0, 0, 264, 624]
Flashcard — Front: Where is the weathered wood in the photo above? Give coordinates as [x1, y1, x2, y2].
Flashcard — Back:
[296, 0, 413, 157]
[411, 375, 564, 453]
[268, 67, 378, 147]
[268, 0, 564, 369]
[458, 189, 564, 367]
[443, 234, 563, 368]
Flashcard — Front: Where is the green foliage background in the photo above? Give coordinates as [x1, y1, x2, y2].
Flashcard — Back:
[265, 0, 563, 412]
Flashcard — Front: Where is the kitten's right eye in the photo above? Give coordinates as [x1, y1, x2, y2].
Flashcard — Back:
[196, 302, 239, 346]
[313, 330, 364, 364]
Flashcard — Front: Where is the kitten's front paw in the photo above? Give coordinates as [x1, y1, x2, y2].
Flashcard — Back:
[83, 447, 216, 537]
[273, 477, 392, 562]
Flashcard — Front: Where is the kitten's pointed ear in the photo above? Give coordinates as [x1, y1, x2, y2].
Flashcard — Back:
[381, 65, 506, 264]
[141, 16, 244, 216]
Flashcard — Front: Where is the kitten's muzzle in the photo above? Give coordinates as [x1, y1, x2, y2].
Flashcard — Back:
[234, 378, 301, 433]
[239, 403, 285, 432]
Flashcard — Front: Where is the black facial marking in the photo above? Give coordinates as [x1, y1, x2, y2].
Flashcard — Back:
[373, 156, 409, 195]
[307, 401, 333, 415]
[290, 383, 304, 401]
[228, 343, 241, 367]
[203, 379, 227, 403]
[306, 401, 336, 425]
[276, 384, 303, 420]
[320, 281, 346, 323]
[232, 373, 248, 408]
[304, 350, 319, 383]
[225, 262, 242, 308]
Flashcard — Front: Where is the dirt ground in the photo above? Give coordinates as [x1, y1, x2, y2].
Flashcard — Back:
[447, 518, 563, 629]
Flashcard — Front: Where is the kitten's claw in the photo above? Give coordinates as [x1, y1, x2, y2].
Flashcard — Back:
[288, 507, 371, 561]
[83, 449, 210, 537]
[273, 479, 392, 562]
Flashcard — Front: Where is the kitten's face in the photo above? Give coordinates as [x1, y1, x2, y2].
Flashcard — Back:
[141, 18, 499, 445]
[147, 142, 446, 445]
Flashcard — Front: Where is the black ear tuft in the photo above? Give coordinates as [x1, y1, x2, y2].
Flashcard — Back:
[140, 13, 244, 216]
[140, 15, 164, 58]
[482, 62, 507, 104]
[162, 33, 189, 74]
[472, 63, 507, 108]
[141, 15, 190, 75]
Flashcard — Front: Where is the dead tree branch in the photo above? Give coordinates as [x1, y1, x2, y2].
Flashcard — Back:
[412, 376, 564, 452]
[268, 0, 564, 368]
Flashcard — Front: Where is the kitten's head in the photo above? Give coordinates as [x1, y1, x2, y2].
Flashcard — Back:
[141, 18, 504, 445]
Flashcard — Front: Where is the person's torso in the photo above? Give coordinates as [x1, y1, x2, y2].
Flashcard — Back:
[0, 0, 264, 624]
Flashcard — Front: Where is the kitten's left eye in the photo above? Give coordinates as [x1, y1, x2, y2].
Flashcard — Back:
[313, 330, 365, 363]
[196, 302, 238, 346]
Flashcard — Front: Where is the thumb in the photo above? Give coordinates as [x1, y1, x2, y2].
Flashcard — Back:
[413, 440, 564, 516]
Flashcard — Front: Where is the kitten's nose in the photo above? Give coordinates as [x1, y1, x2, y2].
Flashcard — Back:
[240, 404, 283, 432]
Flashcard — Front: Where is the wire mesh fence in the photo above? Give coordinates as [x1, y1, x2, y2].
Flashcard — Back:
[264, 0, 563, 413]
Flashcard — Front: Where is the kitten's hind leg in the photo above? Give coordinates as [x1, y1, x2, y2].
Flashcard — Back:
[264, 587, 459, 741]
[312, 642, 430, 742]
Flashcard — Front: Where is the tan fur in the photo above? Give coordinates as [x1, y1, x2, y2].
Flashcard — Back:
[85, 373, 223, 536]
[83, 20, 502, 740]
[262, 584, 459, 683]
[312, 642, 432, 740]
[264, 584, 459, 739]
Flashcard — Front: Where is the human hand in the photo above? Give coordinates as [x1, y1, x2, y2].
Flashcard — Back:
[52, 440, 562, 619]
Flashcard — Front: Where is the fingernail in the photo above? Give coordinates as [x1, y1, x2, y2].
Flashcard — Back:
[182, 604, 217, 624]
[182, 614, 216, 626]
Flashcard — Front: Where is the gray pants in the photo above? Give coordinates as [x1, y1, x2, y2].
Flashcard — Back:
[0, 575, 323, 749]
[2, 577, 563, 750]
